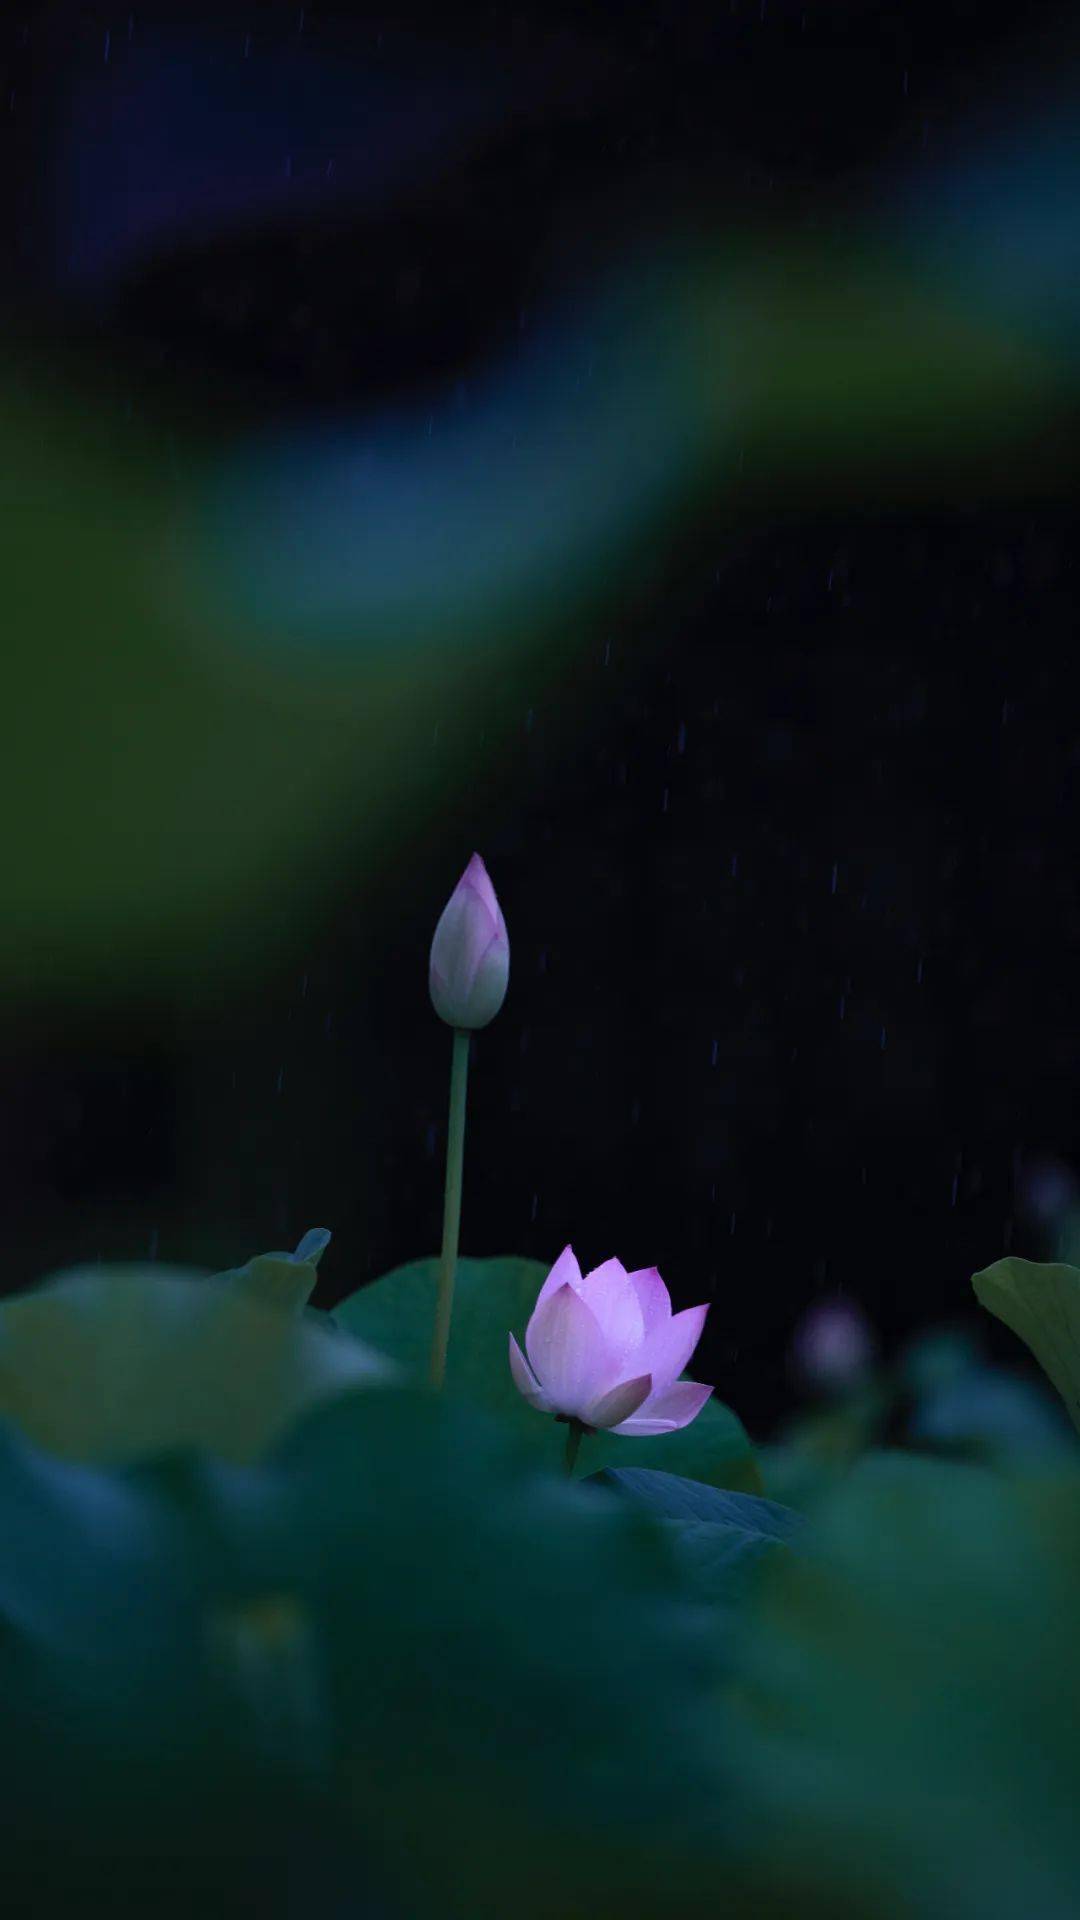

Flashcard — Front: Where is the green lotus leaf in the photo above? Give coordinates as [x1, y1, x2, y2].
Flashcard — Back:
[1, 1388, 731, 1919]
[723, 1451, 1080, 1920]
[0, 1266, 395, 1465]
[973, 1257, 1080, 1433]
[214, 1227, 333, 1312]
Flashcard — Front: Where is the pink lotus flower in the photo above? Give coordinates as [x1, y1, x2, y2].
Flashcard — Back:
[429, 853, 510, 1029]
[509, 1246, 712, 1434]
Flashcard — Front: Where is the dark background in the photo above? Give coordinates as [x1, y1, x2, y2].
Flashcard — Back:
[2, 0, 1078, 1430]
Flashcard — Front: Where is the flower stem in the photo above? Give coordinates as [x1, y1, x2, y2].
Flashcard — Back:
[429, 1027, 470, 1388]
[564, 1419, 584, 1477]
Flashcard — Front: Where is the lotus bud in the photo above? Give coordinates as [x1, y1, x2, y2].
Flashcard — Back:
[510, 1246, 712, 1437]
[1017, 1155, 1077, 1226]
[791, 1296, 875, 1393]
[429, 853, 509, 1030]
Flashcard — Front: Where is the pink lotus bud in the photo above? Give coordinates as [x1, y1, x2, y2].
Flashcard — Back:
[509, 1246, 712, 1434]
[791, 1296, 875, 1393]
[429, 853, 509, 1030]
[1017, 1155, 1077, 1226]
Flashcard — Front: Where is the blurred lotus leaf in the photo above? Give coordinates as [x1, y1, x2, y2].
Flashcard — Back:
[896, 1325, 985, 1397]
[1, 1386, 732, 1919]
[0, 387, 520, 996]
[723, 1450, 1080, 1920]
[214, 1226, 333, 1312]
[908, 1363, 1076, 1465]
[0, 1264, 393, 1465]
[759, 1385, 888, 1512]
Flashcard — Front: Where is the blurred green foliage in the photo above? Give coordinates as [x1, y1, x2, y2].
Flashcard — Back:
[0, 386, 523, 997]
[0, 219, 1071, 1002]
[0, 1244, 1078, 1916]
[1, 1385, 730, 1919]
[0, 1244, 392, 1464]
[762, 1300, 1075, 1512]
[723, 1452, 1080, 1920]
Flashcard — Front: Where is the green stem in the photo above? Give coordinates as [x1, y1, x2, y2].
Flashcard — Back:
[564, 1419, 584, 1477]
[429, 1027, 470, 1388]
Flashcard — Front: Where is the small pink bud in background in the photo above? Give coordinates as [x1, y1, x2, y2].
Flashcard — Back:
[509, 1246, 712, 1434]
[1016, 1155, 1077, 1226]
[791, 1296, 875, 1394]
[429, 853, 509, 1030]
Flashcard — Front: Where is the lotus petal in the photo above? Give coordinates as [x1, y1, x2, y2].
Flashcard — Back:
[612, 1378, 713, 1437]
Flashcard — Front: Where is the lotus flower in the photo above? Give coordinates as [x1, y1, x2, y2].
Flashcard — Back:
[429, 853, 510, 1029]
[509, 1246, 712, 1434]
